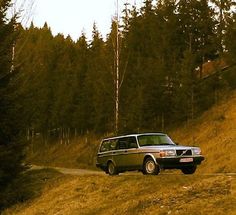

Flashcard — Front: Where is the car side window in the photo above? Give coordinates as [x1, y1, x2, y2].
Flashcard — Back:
[110, 139, 117, 150]
[118, 140, 128, 149]
[128, 138, 138, 148]
[100, 140, 117, 152]
[117, 137, 138, 149]
[127, 137, 138, 148]
[100, 140, 110, 152]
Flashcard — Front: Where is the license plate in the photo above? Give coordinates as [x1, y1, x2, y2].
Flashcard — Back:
[180, 158, 193, 163]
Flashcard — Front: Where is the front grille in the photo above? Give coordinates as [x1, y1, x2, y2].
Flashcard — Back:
[176, 149, 192, 156]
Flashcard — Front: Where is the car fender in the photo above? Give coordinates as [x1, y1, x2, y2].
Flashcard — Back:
[144, 153, 157, 164]
[107, 158, 116, 167]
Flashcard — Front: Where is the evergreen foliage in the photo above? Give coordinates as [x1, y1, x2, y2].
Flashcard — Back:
[11, 0, 236, 138]
[0, 0, 27, 210]
[1, 0, 236, 211]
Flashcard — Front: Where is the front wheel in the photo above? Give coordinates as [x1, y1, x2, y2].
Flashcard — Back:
[143, 157, 160, 175]
[181, 166, 197, 174]
[107, 161, 119, 175]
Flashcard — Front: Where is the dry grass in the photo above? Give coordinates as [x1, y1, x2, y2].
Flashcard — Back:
[3, 174, 236, 215]
[4, 91, 236, 215]
[27, 135, 100, 169]
[28, 90, 236, 174]
[170, 90, 236, 173]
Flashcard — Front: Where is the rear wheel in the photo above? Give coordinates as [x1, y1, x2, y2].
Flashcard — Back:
[143, 157, 160, 175]
[181, 166, 197, 174]
[107, 161, 119, 175]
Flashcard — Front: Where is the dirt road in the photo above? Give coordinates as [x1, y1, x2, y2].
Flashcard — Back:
[31, 165, 236, 177]
[31, 165, 104, 176]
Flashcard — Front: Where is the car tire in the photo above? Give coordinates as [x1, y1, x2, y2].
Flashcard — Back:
[107, 161, 119, 175]
[143, 157, 160, 175]
[181, 166, 197, 174]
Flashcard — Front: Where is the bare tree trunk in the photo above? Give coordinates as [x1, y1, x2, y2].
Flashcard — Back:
[219, 0, 223, 53]
[26, 128, 30, 141]
[191, 87, 194, 121]
[74, 128, 77, 138]
[67, 128, 70, 145]
[62, 128, 65, 145]
[60, 127, 63, 144]
[161, 113, 165, 132]
[115, 0, 119, 134]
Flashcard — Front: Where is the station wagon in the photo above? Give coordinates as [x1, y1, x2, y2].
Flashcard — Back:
[96, 133, 204, 175]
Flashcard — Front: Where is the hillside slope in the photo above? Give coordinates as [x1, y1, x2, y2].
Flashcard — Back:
[3, 91, 236, 215]
[3, 174, 235, 215]
[28, 90, 236, 173]
[171, 90, 236, 173]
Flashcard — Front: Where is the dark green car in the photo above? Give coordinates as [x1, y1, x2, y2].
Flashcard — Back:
[96, 133, 204, 175]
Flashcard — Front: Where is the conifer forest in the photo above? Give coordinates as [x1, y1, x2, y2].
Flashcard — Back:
[12, 0, 236, 136]
[0, 0, 236, 209]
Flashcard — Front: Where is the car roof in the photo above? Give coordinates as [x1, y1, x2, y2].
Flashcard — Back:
[102, 132, 166, 141]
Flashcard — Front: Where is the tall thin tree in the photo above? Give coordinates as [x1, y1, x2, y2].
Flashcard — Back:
[115, 0, 120, 134]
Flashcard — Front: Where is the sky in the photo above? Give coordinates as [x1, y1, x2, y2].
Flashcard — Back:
[16, 0, 144, 41]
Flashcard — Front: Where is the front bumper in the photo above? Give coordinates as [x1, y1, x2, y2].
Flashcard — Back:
[156, 156, 204, 169]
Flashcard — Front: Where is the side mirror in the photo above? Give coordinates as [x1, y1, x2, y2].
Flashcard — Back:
[175, 142, 179, 145]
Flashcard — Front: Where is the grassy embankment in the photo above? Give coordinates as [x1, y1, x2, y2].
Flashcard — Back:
[26, 134, 100, 170]
[28, 90, 236, 173]
[171, 89, 236, 173]
[4, 174, 236, 215]
[3, 91, 236, 215]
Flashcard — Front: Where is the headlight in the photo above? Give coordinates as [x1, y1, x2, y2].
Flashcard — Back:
[193, 148, 201, 155]
[160, 150, 176, 157]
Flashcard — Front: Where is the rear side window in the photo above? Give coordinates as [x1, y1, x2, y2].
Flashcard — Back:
[117, 137, 137, 149]
[100, 139, 117, 152]
[128, 137, 138, 148]
[118, 140, 128, 149]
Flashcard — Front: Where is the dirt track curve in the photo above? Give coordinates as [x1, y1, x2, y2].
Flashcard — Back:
[31, 165, 236, 177]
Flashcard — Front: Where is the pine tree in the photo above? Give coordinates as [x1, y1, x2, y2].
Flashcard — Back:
[223, 12, 236, 89]
[210, 0, 236, 53]
[7, 0, 232, 138]
[72, 33, 90, 133]
[86, 23, 113, 132]
[0, 0, 27, 210]
[225, 13, 236, 62]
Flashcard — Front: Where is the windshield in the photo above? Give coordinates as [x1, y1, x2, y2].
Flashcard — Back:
[137, 134, 176, 147]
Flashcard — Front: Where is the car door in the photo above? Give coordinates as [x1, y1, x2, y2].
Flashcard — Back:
[113, 137, 140, 170]
[125, 137, 141, 169]
[112, 138, 128, 168]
